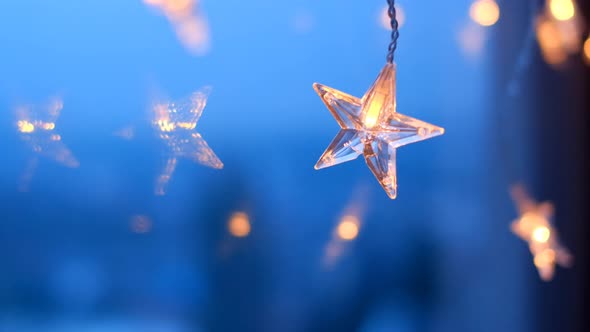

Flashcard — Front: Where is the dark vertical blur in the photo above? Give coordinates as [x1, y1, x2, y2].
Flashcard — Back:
[495, 0, 589, 331]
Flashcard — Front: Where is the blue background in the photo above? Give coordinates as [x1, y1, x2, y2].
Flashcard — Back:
[0, 0, 581, 331]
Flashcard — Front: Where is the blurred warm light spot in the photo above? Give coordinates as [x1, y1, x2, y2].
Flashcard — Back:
[337, 216, 360, 241]
[144, 0, 210, 55]
[157, 119, 176, 132]
[510, 184, 572, 281]
[131, 215, 153, 234]
[164, 0, 193, 15]
[17, 120, 35, 133]
[228, 212, 251, 238]
[470, 0, 500, 27]
[380, 4, 405, 30]
[175, 16, 210, 55]
[532, 226, 551, 243]
[176, 121, 197, 130]
[534, 249, 556, 268]
[549, 0, 575, 21]
[536, 18, 568, 66]
[15, 97, 79, 170]
[42, 122, 55, 130]
[583, 36, 590, 62]
[363, 102, 381, 129]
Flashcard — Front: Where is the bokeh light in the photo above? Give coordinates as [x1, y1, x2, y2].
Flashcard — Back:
[536, 19, 568, 66]
[532, 226, 551, 243]
[584, 36, 590, 63]
[337, 216, 360, 241]
[228, 212, 251, 238]
[549, 0, 575, 21]
[469, 0, 500, 27]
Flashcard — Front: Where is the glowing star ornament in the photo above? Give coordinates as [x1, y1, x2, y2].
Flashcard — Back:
[313, 0, 443, 199]
[152, 87, 223, 195]
[510, 185, 572, 281]
[314, 64, 444, 199]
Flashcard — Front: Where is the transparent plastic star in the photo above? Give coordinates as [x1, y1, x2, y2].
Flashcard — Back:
[510, 185, 572, 281]
[313, 63, 444, 199]
[15, 97, 79, 191]
[152, 87, 223, 195]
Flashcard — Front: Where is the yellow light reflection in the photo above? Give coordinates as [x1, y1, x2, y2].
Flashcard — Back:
[470, 0, 500, 27]
[228, 212, 251, 238]
[152, 88, 223, 195]
[17, 120, 35, 133]
[41, 122, 55, 130]
[532, 226, 551, 243]
[549, 0, 575, 21]
[380, 4, 405, 30]
[337, 216, 360, 241]
[15, 98, 79, 190]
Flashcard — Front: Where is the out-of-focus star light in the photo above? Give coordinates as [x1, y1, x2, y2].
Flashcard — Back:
[337, 215, 360, 241]
[583, 35, 590, 64]
[380, 4, 405, 30]
[313, 64, 444, 199]
[15, 98, 79, 191]
[549, 0, 575, 21]
[535, 8, 583, 67]
[470, 0, 500, 27]
[228, 212, 251, 238]
[152, 87, 223, 195]
[144, 0, 210, 55]
[510, 185, 572, 281]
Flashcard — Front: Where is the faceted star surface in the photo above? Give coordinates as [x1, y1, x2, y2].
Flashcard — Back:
[152, 87, 223, 195]
[313, 63, 444, 199]
[510, 185, 572, 281]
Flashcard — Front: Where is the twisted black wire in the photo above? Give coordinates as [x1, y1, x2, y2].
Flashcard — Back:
[386, 0, 400, 63]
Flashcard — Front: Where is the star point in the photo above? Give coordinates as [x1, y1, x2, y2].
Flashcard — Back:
[153, 87, 223, 195]
[313, 63, 444, 199]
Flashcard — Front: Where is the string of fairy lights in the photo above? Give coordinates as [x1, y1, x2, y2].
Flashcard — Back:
[12, 0, 590, 281]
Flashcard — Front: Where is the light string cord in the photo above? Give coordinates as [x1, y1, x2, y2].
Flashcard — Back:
[386, 0, 400, 63]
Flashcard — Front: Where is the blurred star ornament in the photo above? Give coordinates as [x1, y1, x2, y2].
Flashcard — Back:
[510, 185, 572, 281]
[313, 0, 444, 199]
[15, 97, 79, 191]
[152, 87, 223, 195]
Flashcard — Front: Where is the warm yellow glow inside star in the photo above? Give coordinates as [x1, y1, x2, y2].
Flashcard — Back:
[15, 98, 79, 191]
[510, 185, 572, 281]
[152, 87, 223, 195]
[313, 63, 444, 199]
